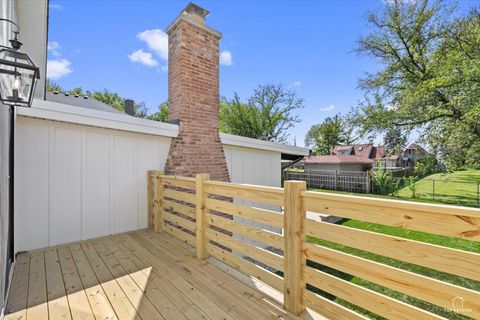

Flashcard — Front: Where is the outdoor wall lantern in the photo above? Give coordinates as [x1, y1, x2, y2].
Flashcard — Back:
[0, 18, 40, 107]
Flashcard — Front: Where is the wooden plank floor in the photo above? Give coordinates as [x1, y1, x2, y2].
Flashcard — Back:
[4, 229, 324, 320]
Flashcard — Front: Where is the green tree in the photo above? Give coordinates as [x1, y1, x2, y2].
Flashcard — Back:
[46, 79, 63, 92]
[383, 127, 407, 155]
[415, 154, 438, 177]
[305, 115, 354, 155]
[148, 102, 169, 122]
[351, 0, 480, 169]
[92, 89, 125, 112]
[220, 84, 304, 143]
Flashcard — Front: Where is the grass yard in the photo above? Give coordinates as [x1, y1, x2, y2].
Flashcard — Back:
[307, 219, 480, 319]
[397, 169, 480, 207]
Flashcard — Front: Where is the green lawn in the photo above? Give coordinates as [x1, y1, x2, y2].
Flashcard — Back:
[397, 169, 480, 207]
[307, 219, 480, 319]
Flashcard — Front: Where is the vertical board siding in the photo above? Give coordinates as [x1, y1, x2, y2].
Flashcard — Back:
[15, 122, 50, 250]
[84, 131, 110, 239]
[113, 135, 137, 234]
[15, 117, 171, 252]
[53, 127, 82, 245]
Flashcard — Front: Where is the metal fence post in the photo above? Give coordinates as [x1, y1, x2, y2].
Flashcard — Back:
[432, 180, 435, 201]
[335, 170, 338, 191]
[366, 171, 370, 194]
[477, 181, 480, 208]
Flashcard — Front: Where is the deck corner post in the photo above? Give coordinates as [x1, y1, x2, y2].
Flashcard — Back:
[196, 173, 210, 259]
[150, 170, 164, 232]
[283, 180, 307, 315]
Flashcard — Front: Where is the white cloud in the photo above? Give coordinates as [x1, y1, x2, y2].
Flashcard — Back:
[49, 3, 63, 10]
[137, 29, 168, 61]
[290, 81, 301, 88]
[128, 49, 158, 67]
[320, 104, 335, 112]
[47, 59, 72, 80]
[47, 41, 60, 57]
[220, 51, 233, 66]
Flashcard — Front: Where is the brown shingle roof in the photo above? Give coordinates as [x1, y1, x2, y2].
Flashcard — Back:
[304, 155, 374, 164]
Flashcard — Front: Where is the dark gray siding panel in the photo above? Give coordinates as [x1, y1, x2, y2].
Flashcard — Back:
[0, 104, 12, 311]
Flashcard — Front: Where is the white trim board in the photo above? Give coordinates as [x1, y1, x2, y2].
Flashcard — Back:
[18, 99, 179, 137]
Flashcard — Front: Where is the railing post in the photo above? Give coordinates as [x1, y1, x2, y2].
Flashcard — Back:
[283, 180, 307, 315]
[151, 170, 164, 232]
[147, 171, 155, 228]
[196, 173, 209, 259]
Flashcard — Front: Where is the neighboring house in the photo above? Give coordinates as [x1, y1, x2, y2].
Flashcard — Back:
[373, 154, 402, 169]
[402, 143, 429, 168]
[373, 144, 429, 170]
[304, 144, 384, 172]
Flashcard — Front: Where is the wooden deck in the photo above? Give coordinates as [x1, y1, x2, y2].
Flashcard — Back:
[4, 229, 322, 320]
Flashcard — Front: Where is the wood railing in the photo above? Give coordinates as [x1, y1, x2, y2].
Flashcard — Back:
[147, 171, 480, 319]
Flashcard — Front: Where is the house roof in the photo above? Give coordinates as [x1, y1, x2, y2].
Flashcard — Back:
[304, 155, 374, 165]
[405, 143, 429, 154]
[332, 144, 374, 158]
[46, 92, 125, 115]
[331, 143, 387, 160]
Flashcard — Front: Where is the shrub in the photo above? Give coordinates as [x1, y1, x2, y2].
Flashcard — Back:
[405, 176, 417, 198]
[371, 167, 399, 195]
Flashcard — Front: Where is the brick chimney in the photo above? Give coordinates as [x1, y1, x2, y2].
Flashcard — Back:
[164, 3, 230, 181]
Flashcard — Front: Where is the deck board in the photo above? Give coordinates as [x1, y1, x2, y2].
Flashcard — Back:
[5, 229, 325, 320]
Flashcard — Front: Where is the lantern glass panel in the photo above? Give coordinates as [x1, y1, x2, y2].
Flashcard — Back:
[0, 48, 39, 107]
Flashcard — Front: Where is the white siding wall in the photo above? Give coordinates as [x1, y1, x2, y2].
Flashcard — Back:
[14, 117, 171, 251]
[224, 145, 281, 188]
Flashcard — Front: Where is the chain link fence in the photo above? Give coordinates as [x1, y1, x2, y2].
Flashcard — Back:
[398, 178, 480, 208]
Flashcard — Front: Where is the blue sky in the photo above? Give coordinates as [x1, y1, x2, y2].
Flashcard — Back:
[47, 0, 475, 147]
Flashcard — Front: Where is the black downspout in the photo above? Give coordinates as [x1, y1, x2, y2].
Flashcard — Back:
[7, 106, 14, 264]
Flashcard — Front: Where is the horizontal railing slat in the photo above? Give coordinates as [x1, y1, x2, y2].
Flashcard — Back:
[163, 224, 196, 247]
[302, 191, 480, 241]
[304, 218, 480, 282]
[205, 198, 283, 228]
[207, 213, 284, 250]
[204, 181, 284, 206]
[207, 228, 284, 271]
[163, 189, 196, 205]
[207, 243, 284, 292]
[303, 290, 368, 320]
[159, 175, 196, 188]
[304, 242, 480, 318]
[163, 211, 196, 233]
[304, 266, 446, 320]
[162, 199, 196, 219]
